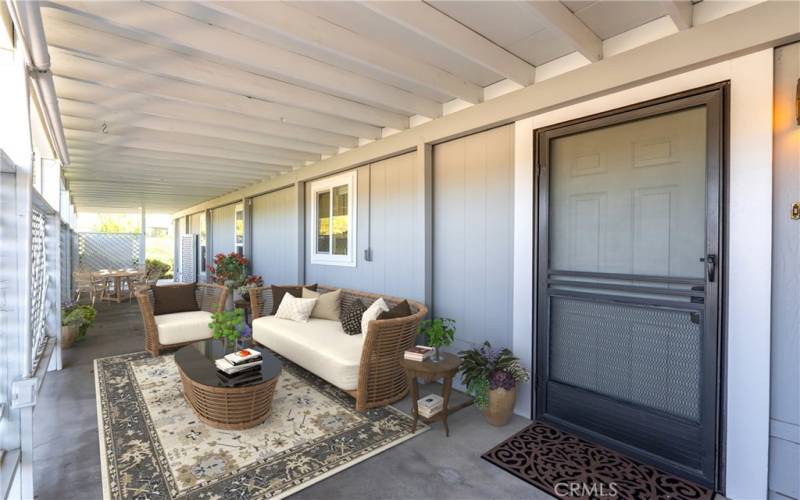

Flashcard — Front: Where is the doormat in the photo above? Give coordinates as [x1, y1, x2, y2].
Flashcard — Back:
[482, 422, 714, 500]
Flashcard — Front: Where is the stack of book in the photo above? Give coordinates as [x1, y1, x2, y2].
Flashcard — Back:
[417, 394, 443, 418]
[404, 345, 434, 362]
[215, 348, 262, 378]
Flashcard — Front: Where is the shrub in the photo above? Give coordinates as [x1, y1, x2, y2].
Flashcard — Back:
[62, 304, 97, 340]
[145, 258, 171, 279]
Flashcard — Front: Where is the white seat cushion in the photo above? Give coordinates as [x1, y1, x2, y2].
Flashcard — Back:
[252, 316, 363, 391]
[154, 310, 214, 345]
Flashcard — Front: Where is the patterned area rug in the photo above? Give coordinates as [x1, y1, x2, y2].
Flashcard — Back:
[482, 423, 714, 500]
[94, 351, 426, 499]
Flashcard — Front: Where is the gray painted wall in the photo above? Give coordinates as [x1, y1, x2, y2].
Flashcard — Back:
[770, 44, 800, 500]
[432, 125, 514, 352]
[304, 151, 424, 301]
[211, 203, 236, 257]
[251, 187, 299, 286]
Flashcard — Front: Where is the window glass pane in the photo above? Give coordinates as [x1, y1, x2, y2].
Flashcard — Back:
[235, 204, 244, 246]
[317, 191, 330, 253]
[332, 185, 349, 255]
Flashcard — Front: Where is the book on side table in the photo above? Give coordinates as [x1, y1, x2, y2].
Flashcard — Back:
[404, 345, 434, 362]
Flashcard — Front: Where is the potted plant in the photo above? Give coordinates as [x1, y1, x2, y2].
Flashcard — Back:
[208, 252, 249, 308]
[61, 303, 97, 348]
[418, 318, 455, 362]
[236, 274, 263, 303]
[209, 308, 251, 352]
[459, 342, 530, 426]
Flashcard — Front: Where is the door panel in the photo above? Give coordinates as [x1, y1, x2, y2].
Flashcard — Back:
[536, 85, 726, 488]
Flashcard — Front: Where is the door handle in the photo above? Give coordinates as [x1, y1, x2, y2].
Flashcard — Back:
[704, 254, 716, 282]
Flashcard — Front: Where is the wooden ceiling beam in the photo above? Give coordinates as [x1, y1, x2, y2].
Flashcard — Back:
[660, 0, 694, 31]
[43, 1, 441, 118]
[204, 1, 482, 104]
[57, 97, 357, 149]
[61, 114, 338, 157]
[64, 127, 321, 163]
[51, 69, 384, 141]
[525, 0, 603, 62]
[42, 14, 413, 129]
[362, 1, 536, 86]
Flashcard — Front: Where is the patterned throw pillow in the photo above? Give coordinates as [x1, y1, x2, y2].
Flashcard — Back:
[274, 293, 317, 323]
[340, 299, 368, 336]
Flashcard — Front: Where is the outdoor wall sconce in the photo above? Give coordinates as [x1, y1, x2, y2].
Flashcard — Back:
[796, 78, 800, 125]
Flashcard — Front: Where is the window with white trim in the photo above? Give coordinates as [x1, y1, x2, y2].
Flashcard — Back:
[310, 171, 357, 266]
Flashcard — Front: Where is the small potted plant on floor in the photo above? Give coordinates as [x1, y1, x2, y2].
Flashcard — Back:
[459, 342, 530, 426]
[61, 303, 97, 348]
[418, 317, 455, 362]
[209, 308, 251, 352]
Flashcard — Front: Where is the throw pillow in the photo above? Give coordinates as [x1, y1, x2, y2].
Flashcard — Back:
[340, 299, 368, 336]
[271, 284, 318, 315]
[378, 299, 412, 320]
[302, 287, 342, 321]
[152, 284, 199, 316]
[361, 298, 389, 335]
[274, 293, 317, 322]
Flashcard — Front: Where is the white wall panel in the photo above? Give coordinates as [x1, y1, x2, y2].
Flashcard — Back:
[432, 125, 514, 353]
[251, 187, 298, 286]
[210, 203, 236, 257]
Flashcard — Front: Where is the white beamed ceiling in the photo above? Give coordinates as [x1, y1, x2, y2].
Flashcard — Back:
[43, 0, 706, 213]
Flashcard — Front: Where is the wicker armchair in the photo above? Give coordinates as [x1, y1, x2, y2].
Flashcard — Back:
[250, 285, 428, 411]
[135, 283, 228, 356]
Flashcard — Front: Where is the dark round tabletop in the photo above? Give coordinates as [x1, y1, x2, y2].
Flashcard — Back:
[174, 339, 282, 388]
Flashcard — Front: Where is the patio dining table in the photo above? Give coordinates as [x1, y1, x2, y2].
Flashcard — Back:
[94, 269, 141, 303]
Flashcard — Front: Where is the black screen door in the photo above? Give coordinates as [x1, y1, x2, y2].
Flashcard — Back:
[535, 84, 726, 488]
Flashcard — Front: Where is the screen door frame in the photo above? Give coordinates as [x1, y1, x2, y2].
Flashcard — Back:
[533, 82, 728, 489]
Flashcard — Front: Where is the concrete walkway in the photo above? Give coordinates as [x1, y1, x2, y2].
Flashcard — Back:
[34, 301, 545, 500]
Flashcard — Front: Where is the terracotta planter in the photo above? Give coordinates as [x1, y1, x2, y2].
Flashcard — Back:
[482, 387, 516, 426]
[62, 324, 80, 349]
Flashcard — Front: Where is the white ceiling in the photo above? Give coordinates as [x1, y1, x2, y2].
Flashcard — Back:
[41, 0, 701, 213]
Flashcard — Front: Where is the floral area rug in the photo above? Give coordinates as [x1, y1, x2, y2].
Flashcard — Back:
[94, 351, 426, 499]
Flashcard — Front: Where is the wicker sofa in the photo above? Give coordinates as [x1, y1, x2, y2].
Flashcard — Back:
[135, 283, 228, 356]
[249, 285, 428, 412]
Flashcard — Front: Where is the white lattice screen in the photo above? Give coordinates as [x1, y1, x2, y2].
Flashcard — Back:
[30, 208, 49, 371]
[74, 232, 141, 271]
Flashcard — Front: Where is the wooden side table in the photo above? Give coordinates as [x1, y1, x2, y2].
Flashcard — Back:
[400, 352, 473, 437]
[234, 299, 252, 325]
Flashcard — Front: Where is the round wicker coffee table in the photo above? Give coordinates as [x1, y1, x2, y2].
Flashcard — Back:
[174, 340, 281, 430]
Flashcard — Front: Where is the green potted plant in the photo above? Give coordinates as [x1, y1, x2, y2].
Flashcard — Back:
[418, 317, 455, 362]
[61, 303, 97, 348]
[459, 341, 530, 426]
[208, 308, 251, 352]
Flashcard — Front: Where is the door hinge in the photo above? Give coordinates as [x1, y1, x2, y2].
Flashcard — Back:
[536, 162, 542, 176]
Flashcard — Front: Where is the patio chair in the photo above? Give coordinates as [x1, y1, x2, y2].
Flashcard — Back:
[73, 271, 106, 305]
[135, 283, 228, 356]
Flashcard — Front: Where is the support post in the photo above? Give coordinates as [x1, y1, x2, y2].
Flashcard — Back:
[139, 206, 146, 268]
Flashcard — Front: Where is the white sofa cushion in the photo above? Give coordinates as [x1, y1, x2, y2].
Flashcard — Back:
[154, 310, 214, 345]
[361, 297, 388, 335]
[275, 293, 317, 322]
[252, 316, 363, 391]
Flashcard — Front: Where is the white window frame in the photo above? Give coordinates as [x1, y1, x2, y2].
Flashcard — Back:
[309, 170, 357, 267]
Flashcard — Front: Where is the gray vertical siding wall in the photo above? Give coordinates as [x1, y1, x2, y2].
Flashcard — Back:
[432, 125, 515, 352]
[304, 151, 424, 301]
[251, 187, 299, 286]
[770, 44, 800, 500]
[211, 203, 236, 257]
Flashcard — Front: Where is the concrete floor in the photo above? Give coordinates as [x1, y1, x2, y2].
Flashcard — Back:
[34, 301, 548, 500]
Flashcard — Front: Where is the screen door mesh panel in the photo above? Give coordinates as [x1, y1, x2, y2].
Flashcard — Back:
[549, 297, 701, 422]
